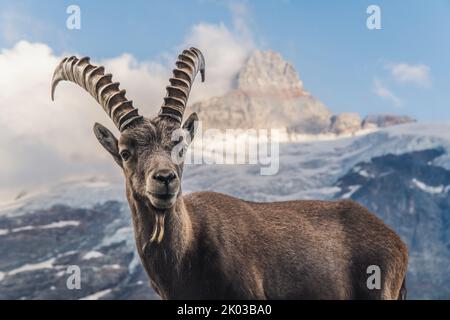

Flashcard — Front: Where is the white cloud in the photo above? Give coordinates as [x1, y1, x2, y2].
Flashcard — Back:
[0, 41, 121, 197]
[0, 14, 255, 200]
[182, 22, 254, 102]
[372, 78, 402, 107]
[386, 63, 431, 87]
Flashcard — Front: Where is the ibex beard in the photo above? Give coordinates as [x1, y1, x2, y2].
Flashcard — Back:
[51, 47, 408, 300]
[110, 116, 195, 245]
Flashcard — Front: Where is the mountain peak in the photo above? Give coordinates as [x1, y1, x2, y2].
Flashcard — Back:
[236, 50, 306, 95]
[191, 49, 414, 135]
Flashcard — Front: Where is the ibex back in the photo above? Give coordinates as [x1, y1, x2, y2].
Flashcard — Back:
[51, 48, 408, 299]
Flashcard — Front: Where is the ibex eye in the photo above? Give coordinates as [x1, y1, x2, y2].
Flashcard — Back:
[120, 150, 131, 161]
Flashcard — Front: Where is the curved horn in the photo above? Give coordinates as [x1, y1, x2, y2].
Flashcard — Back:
[159, 47, 205, 123]
[51, 56, 143, 131]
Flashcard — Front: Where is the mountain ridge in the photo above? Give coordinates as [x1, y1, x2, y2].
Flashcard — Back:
[191, 50, 415, 135]
[1, 123, 449, 299]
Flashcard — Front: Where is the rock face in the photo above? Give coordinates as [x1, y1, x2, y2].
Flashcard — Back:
[329, 113, 362, 135]
[362, 114, 416, 129]
[0, 199, 155, 300]
[190, 50, 415, 135]
[237, 50, 307, 95]
[191, 50, 333, 134]
[335, 148, 450, 299]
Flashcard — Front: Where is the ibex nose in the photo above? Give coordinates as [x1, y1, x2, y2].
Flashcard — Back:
[153, 170, 176, 184]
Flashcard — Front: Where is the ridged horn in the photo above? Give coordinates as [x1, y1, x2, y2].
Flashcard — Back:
[51, 56, 143, 131]
[159, 47, 205, 123]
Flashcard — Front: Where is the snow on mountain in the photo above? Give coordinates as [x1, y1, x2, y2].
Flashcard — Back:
[0, 122, 449, 299]
[0, 177, 125, 217]
[184, 122, 450, 202]
[335, 147, 450, 299]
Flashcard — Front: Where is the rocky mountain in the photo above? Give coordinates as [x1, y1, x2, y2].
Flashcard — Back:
[0, 181, 155, 300]
[329, 113, 362, 135]
[191, 50, 414, 135]
[362, 114, 416, 129]
[191, 50, 332, 134]
[237, 50, 308, 95]
[335, 148, 450, 299]
[1, 123, 449, 299]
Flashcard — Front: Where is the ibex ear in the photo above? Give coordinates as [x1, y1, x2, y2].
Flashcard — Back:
[182, 112, 199, 144]
[93, 122, 122, 167]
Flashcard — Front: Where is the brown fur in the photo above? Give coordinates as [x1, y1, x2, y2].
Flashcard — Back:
[52, 50, 408, 299]
[92, 116, 409, 300]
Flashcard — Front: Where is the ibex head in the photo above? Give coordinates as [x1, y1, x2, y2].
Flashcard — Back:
[51, 48, 205, 210]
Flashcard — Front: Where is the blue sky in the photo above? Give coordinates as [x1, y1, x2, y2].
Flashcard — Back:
[0, 0, 449, 121]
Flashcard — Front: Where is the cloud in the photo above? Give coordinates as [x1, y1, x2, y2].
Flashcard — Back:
[372, 78, 402, 107]
[386, 63, 431, 87]
[0, 41, 120, 195]
[182, 23, 254, 102]
[180, 1, 255, 102]
[0, 15, 255, 199]
[0, 6, 48, 44]
[228, 2, 253, 37]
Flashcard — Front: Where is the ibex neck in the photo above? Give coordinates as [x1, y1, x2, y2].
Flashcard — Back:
[129, 193, 193, 272]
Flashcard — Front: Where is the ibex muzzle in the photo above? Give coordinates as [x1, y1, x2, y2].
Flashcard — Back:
[146, 161, 180, 209]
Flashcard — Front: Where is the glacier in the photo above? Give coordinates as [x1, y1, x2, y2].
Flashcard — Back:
[0, 122, 449, 299]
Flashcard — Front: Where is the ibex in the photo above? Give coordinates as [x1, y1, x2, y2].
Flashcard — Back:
[51, 48, 408, 299]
